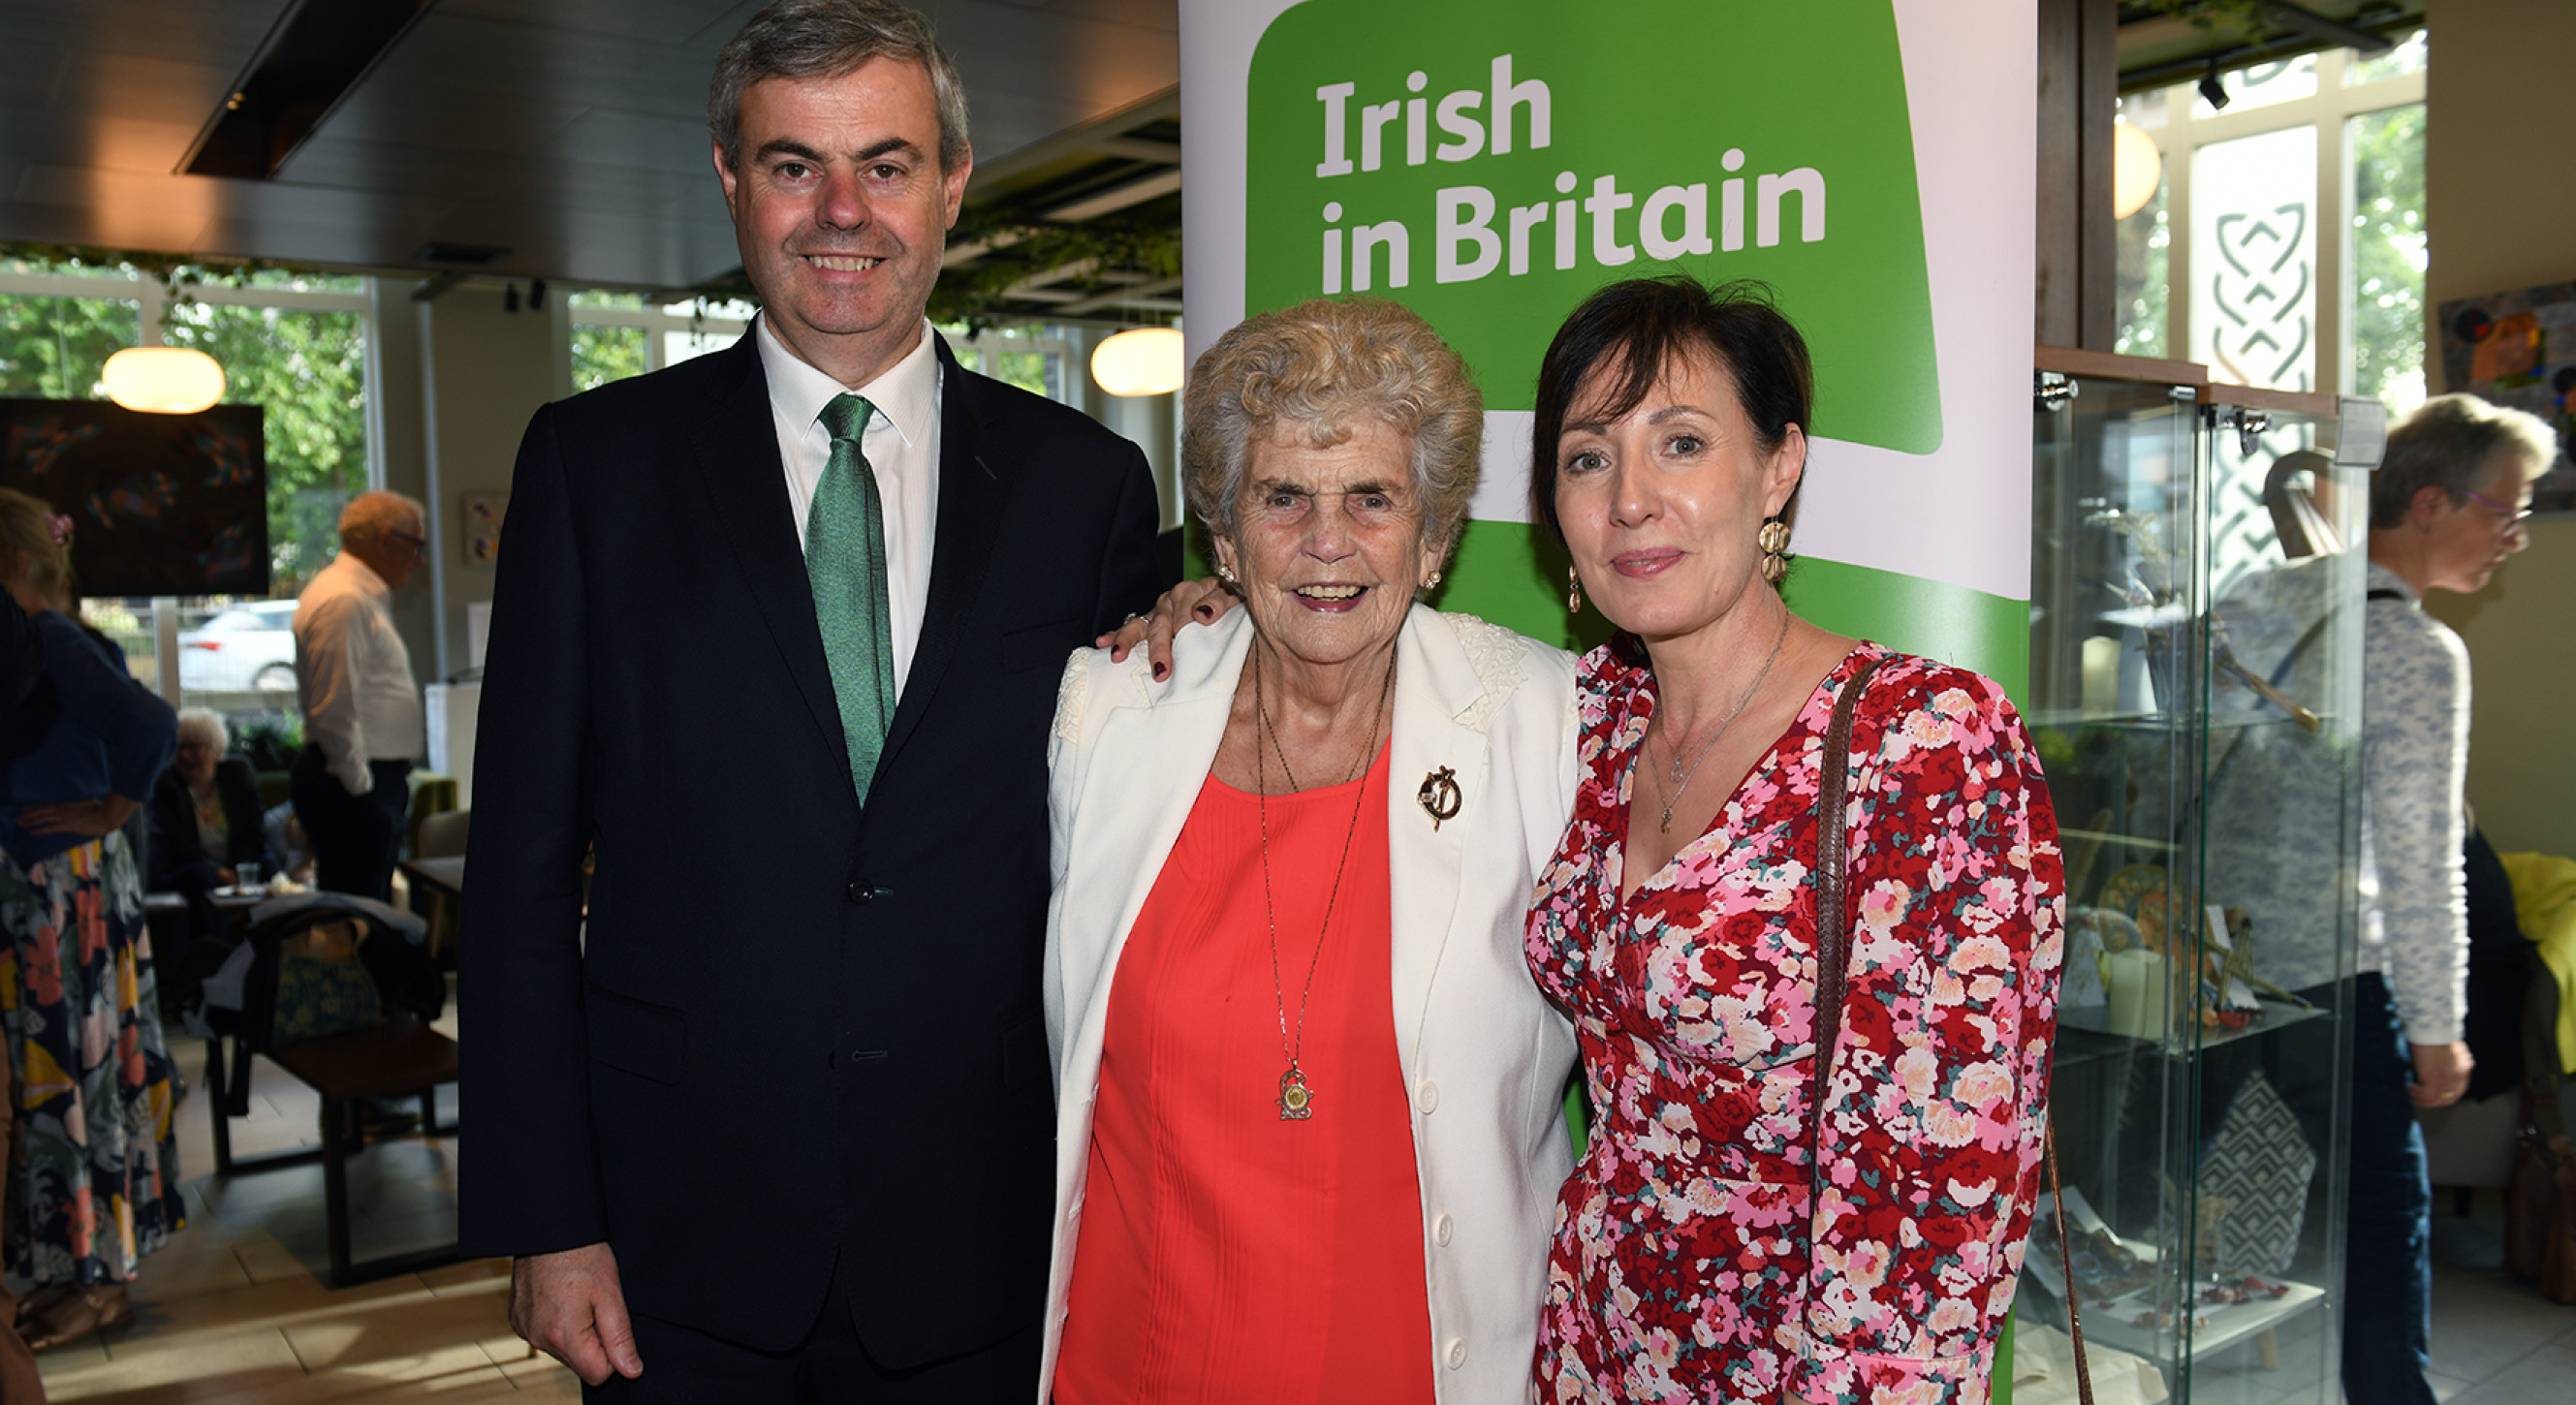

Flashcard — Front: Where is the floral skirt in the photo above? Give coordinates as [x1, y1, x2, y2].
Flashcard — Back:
[1, 832, 185, 1285]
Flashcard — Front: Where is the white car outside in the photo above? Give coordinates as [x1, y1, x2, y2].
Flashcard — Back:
[178, 601, 300, 695]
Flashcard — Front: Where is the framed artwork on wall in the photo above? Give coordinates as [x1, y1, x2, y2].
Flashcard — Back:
[2438, 278, 2576, 513]
[0, 398, 268, 595]
[463, 492, 506, 565]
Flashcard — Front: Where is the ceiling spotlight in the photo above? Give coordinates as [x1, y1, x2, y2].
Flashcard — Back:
[504, 284, 521, 313]
[529, 278, 548, 310]
[2198, 58, 2231, 111]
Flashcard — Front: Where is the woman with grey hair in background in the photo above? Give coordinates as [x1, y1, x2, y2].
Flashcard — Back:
[1040, 298, 1580, 1403]
[2345, 392, 2557, 1405]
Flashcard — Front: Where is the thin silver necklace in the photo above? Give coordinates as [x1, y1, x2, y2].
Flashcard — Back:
[1650, 603, 1792, 833]
[1251, 645, 1396, 1121]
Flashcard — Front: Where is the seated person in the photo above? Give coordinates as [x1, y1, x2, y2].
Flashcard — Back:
[147, 707, 274, 893]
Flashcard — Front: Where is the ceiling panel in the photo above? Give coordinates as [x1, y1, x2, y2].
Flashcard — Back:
[0, 0, 1178, 291]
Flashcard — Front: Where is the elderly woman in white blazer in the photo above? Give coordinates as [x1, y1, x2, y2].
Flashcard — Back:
[1039, 298, 1579, 1404]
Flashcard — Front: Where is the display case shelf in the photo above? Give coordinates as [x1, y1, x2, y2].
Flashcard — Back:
[2009, 357, 2369, 1405]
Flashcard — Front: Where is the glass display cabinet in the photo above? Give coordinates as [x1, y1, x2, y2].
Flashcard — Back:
[2006, 350, 2385, 1405]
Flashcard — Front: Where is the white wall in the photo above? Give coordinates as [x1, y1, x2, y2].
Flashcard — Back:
[2420, 0, 2576, 859]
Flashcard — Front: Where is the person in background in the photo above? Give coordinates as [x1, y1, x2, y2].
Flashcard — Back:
[146, 707, 278, 971]
[148, 708, 273, 890]
[0, 488, 185, 1356]
[291, 491, 426, 900]
[1522, 278, 2062, 1400]
[0, 586, 47, 1401]
[2347, 392, 2556, 1405]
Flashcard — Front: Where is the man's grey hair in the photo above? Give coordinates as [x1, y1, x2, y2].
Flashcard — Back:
[2370, 392, 2559, 529]
[1181, 298, 1484, 578]
[339, 490, 425, 551]
[175, 706, 230, 756]
[709, 0, 971, 174]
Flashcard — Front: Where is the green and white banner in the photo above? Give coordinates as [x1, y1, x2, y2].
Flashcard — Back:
[1180, 0, 2035, 691]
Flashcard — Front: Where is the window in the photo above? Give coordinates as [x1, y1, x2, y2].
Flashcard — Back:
[0, 253, 377, 708]
[568, 296, 1082, 408]
[2112, 29, 2428, 412]
[568, 293, 756, 390]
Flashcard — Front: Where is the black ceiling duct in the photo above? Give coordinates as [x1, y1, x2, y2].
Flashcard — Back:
[412, 241, 511, 267]
[182, 0, 439, 180]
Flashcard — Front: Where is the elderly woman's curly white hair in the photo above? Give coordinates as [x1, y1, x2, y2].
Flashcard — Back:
[1181, 298, 1483, 578]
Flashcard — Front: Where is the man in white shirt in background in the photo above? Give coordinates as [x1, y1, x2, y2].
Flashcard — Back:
[290, 491, 428, 900]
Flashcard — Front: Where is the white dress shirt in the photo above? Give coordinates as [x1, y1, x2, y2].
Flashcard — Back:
[2358, 560, 2473, 1046]
[756, 313, 942, 696]
[295, 551, 424, 795]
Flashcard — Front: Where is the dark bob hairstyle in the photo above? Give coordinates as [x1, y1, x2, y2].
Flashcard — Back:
[1527, 277, 1816, 545]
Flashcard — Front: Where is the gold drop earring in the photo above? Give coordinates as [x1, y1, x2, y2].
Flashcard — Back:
[1757, 517, 1791, 584]
[1566, 564, 1583, 614]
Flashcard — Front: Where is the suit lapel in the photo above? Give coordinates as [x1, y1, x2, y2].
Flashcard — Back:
[876, 338, 1002, 779]
[687, 337, 855, 796]
[1386, 607, 1488, 1076]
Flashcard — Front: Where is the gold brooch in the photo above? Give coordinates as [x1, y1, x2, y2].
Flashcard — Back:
[1418, 766, 1461, 830]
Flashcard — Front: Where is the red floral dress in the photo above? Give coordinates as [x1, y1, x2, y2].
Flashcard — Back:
[1525, 642, 2064, 1404]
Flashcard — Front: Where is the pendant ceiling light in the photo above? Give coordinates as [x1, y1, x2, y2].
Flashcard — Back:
[2112, 121, 2163, 221]
[1090, 327, 1185, 397]
[102, 346, 226, 415]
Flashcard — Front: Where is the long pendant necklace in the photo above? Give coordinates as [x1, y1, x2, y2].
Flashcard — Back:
[1649, 603, 1792, 833]
[1252, 645, 1396, 1121]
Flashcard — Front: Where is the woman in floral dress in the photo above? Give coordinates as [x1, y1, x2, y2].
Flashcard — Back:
[1522, 279, 2064, 1404]
[0, 489, 185, 1351]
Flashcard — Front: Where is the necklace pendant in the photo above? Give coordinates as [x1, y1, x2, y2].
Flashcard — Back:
[1276, 1065, 1315, 1121]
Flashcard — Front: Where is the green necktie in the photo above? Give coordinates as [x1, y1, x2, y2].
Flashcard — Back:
[807, 392, 896, 798]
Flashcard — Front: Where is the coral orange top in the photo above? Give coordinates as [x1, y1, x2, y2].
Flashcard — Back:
[1054, 745, 1433, 1404]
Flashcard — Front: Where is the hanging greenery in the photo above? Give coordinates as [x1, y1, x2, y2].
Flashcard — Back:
[924, 207, 1181, 333]
[2132, 0, 2269, 35]
[0, 241, 361, 326]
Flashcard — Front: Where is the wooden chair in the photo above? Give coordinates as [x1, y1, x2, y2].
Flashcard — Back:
[207, 1021, 460, 1287]
[410, 809, 470, 958]
[202, 897, 460, 1287]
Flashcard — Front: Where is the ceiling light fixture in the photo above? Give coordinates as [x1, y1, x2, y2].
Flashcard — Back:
[1091, 327, 1184, 397]
[2198, 58, 2232, 112]
[2112, 121, 2163, 220]
[102, 347, 225, 415]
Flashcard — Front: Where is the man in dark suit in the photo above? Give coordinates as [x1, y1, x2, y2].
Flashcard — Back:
[457, 2, 1163, 1397]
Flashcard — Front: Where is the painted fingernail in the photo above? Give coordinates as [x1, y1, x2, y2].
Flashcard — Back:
[1195, 606, 1213, 618]
[1153, 664, 1168, 680]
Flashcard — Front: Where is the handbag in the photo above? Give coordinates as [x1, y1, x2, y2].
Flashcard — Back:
[2505, 1089, 2576, 1303]
[1805, 656, 2091, 1405]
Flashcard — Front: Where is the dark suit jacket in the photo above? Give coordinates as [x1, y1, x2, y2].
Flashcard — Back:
[457, 333, 1163, 1363]
[145, 754, 272, 890]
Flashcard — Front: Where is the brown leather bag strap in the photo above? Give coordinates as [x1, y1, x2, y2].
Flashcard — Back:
[2047, 1121, 2096, 1405]
[1806, 654, 1882, 1120]
[1799, 653, 2089, 1405]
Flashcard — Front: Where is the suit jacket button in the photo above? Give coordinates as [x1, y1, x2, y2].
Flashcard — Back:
[846, 881, 871, 905]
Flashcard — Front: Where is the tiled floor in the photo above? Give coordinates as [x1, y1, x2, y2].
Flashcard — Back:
[2423, 1192, 2576, 1405]
[23, 1041, 2576, 1404]
[23, 1027, 578, 1403]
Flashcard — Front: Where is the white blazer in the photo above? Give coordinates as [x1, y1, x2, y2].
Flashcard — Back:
[1039, 604, 1582, 1403]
